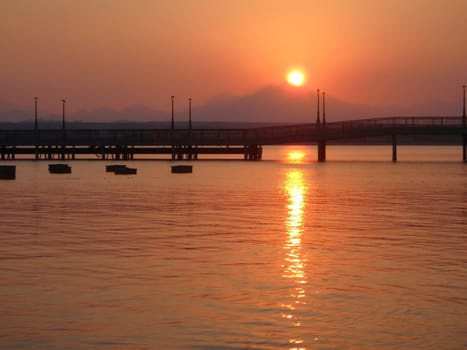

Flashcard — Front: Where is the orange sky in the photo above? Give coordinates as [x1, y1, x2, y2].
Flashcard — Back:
[1, 0, 467, 114]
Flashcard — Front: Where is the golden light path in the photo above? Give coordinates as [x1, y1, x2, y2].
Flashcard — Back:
[287, 150, 306, 164]
[282, 169, 308, 350]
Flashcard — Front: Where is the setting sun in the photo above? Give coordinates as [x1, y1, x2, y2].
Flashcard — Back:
[287, 70, 305, 87]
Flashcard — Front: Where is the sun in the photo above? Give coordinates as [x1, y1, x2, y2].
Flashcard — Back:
[287, 70, 305, 87]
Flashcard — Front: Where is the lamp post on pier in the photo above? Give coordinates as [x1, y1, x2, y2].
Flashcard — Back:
[34, 97, 38, 130]
[171, 95, 175, 130]
[316, 89, 321, 126]
[322, 91, 326, 125]
[188, 97, 192, 130]
[33, 97, 39, 160]
[463, 85, 467, 162]
[60, 99, 66, 160]
[463, 85, 466, 126]
[61, 99, 66, 129]
[170, 96, 175, 160]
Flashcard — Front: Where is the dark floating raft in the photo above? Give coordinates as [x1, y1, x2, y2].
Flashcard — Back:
[114, 167, 137, 175]
[106, 164, 128, 172]
[171, 165, 193, 174]
[49, 164, 71, 174]
[0, 165, 16, 180]
[106, 164, 137, 175]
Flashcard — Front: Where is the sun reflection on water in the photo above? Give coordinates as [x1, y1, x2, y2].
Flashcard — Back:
[286, 150, 306, 164]
[282, 169, 308, 350]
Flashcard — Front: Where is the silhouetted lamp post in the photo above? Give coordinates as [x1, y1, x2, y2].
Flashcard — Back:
[62, 99, 66, 129]
[316, 89, 321, 125]
[171, 96, 175, 130]
[188, 98, 192, 130]
[34, 97, 38, 130]
[463, 85, 466, 126]
[322, 91, 326, 125]
[170, 96, 175, 160]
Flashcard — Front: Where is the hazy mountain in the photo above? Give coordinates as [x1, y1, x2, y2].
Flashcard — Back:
[0, 85, 460, 125]
[192, 85, 385, 123]
[72, 104, 167, 122]
[0, 104, 169, 124]
[192, 85, 461, 123]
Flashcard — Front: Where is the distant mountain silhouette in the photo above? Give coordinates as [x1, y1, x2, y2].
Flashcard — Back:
[193, 85, 385, 123]
[0, 104, 169, 124]
[72, 104, 167, 122]
[0, 84, 460, 124]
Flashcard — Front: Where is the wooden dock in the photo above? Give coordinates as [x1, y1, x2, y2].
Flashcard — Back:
[0, 116, 465, 162]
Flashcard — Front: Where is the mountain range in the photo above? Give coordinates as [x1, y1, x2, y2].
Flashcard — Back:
[0, 85, 461, 126]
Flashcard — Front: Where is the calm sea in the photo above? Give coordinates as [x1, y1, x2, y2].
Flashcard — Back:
[1, 146, 466, 350]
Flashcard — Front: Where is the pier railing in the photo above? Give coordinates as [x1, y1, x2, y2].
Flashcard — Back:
[0, 116, 464, 147]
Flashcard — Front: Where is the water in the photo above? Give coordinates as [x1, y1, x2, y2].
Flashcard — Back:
[1, 146, 466, 350]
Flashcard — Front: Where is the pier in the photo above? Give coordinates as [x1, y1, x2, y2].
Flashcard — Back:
[0, 116, 465, 162]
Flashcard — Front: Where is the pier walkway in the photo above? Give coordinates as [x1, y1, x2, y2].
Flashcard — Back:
[0, 116, 466, 161]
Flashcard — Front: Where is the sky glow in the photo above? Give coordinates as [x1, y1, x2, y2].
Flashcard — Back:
[1, 0, 466, 116]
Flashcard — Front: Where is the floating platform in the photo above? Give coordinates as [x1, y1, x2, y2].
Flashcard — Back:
[0, 165, 16, 180]
[49, 164, 71, 174]
[114, 166, 137, 175]
[106, 164, 128, 172]
[171, 165, 193, 174]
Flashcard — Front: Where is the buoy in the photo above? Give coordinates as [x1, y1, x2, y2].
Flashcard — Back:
[0, 165, 16, 180]
[49, 164, 71, 174]
[114, 167, 137, 175]
[171, 165, 193, 173]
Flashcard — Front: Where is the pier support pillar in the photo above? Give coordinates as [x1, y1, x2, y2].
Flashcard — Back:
[243, 145, 262, 160]
[463, 134, 466, 162]
[392, 134, 397, 162]
[318, 140, 326, 162]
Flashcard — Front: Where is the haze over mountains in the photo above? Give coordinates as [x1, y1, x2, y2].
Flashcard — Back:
[0, 84, 461, 126]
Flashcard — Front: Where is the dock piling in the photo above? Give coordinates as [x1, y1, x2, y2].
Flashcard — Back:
[392, 134, 398, 162]
[463, 134, 466, 162]
[318, 140, 326, 162]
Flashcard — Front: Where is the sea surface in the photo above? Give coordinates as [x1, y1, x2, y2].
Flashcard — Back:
[1, 146, 466, 350]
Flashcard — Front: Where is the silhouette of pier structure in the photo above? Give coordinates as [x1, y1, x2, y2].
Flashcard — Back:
[0, 116, 466, 162]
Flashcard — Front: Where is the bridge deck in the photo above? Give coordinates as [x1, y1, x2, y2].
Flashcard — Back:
[0, 116, 465, 161]
[0, 116, 464, 146]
